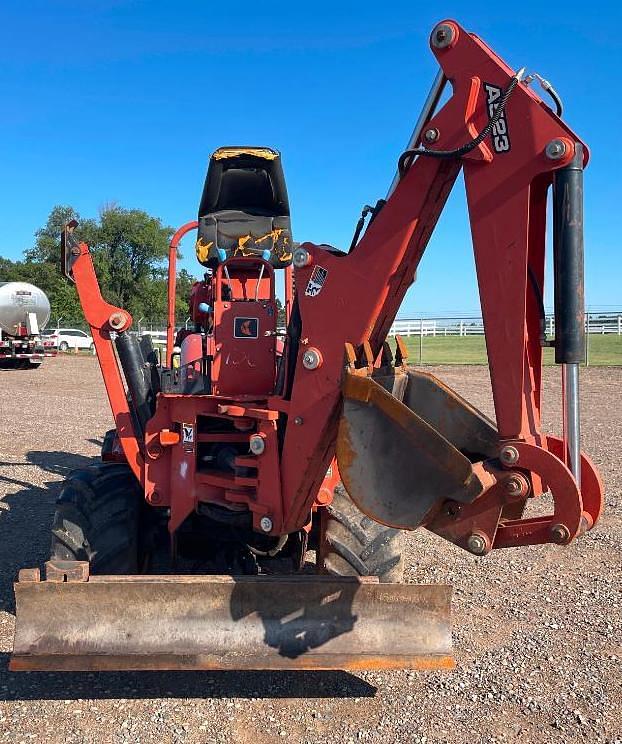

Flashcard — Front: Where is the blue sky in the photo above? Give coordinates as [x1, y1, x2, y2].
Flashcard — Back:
[1, 0, 620, 316]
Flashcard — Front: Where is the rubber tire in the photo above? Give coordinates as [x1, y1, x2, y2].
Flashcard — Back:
[58, 341, 69, 352]
[50, 463, 142, 574]
[321, 484, 404, 583]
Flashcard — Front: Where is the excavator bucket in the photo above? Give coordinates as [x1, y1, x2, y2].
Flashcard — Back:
[337, 369, 499, 530]
[11, 565, 454, 671]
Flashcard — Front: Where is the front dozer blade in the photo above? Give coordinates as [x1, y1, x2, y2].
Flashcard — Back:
[11, 568, 454, 671]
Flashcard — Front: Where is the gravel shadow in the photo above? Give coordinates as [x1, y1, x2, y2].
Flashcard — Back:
[0, 660, 376, 700]
[0, 449, 98, 614]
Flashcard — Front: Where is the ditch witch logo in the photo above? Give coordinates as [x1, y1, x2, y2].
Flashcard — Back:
[234, 317, 259, 339]
[484, 82, 511, 153]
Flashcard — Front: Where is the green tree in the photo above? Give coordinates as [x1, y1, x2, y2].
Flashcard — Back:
[88, 206, 174, 316]
[0, 257, 20, 281]
[175, 269, 196, 320]
[18, 262, 82, 322]
[5, 204, 179, 325]
[5, 206, 287, 330]
[25, 205, 97, 265]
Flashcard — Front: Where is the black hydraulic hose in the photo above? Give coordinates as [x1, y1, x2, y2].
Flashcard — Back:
[529, 73, 563, 117]
[527, 265, 546, 324]
[527, 264, 548, 343]
[349, 205, 375, 253]
[281, 297, 302, 402]
[348, 199, 386, 253]
[545, 83, 563, 118]
[398, 71, 522, 175]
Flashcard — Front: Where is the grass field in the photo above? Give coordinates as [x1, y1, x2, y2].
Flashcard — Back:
[58, 334, 622, 366]
[401, 333, 622, 366]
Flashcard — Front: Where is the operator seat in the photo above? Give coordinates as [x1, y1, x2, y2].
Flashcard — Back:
[196, 146, 293, 269]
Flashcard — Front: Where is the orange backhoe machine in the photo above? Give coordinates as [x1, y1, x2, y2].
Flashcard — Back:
[11, 20, 603, 672]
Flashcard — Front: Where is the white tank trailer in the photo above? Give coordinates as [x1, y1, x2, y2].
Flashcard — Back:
[0, 282, 52, 368]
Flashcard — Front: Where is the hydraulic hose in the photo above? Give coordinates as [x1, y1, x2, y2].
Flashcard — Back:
[398, 69, 524, 175]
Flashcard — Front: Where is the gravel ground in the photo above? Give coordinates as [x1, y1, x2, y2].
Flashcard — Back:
[0, 355, 620, 743]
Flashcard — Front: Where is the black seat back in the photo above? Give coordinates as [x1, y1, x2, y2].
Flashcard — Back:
[197, 147, 293, 269]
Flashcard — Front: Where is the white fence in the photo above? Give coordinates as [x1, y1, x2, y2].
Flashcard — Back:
[583, 313, 622, 335]
[53, 312, 622, 339]
[388, 318, 484, 337]
[388, 312, 622, 338]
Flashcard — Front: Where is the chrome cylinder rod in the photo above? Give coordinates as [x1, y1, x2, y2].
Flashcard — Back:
[386, 69, 447, 198]
[563, 362, 581, 483]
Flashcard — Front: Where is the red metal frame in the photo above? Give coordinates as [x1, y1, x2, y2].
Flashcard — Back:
[64, 19, 603, 553]
[62, 228, 143, 479]
[275, 21, 602, 540]
[284, 264, 294, 324]
[166, 221, 198, 365]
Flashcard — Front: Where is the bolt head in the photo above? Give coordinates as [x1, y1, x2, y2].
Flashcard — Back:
[500, 445, 520, 466]
[260, 516, 273, 533]
[467, 533, 488, 555]
[431, 23, 456, 49]
[550, 523, 570, 544]
[315, 488, 332, 506]
[108, 312, 127, 331]
[545, 139, 567, 160]
[292, 247, 311, 269]
[147, 443, 163, 460]
[424, 128, 439, 143]
[249, 434, 265, 455]
[505, 474, 527, 498]
[302, 347, 322, 370]
[294, 416, 304, 425]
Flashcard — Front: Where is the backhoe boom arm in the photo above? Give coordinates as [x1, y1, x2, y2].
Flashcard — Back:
[278, 20, 603, 548]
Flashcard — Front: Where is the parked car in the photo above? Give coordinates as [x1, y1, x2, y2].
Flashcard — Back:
[42, 328, 94, 352]
[140, 330, 167, 348]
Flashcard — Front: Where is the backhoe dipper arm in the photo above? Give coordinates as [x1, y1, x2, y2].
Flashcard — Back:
[278, 20, 603, 545]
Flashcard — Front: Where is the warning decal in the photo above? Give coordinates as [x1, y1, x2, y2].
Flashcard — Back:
[305, 266, 328, 297]
[182, 423, 194, 451]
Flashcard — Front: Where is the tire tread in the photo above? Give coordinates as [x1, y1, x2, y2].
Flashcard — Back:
[321, 484, 404, 583]
[50, 462, 141, 574]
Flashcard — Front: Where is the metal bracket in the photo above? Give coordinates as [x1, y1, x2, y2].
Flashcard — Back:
[45, 560, 90, 583]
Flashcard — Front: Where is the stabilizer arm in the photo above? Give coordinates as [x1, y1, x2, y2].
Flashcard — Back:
[61, 222, 143, 478]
